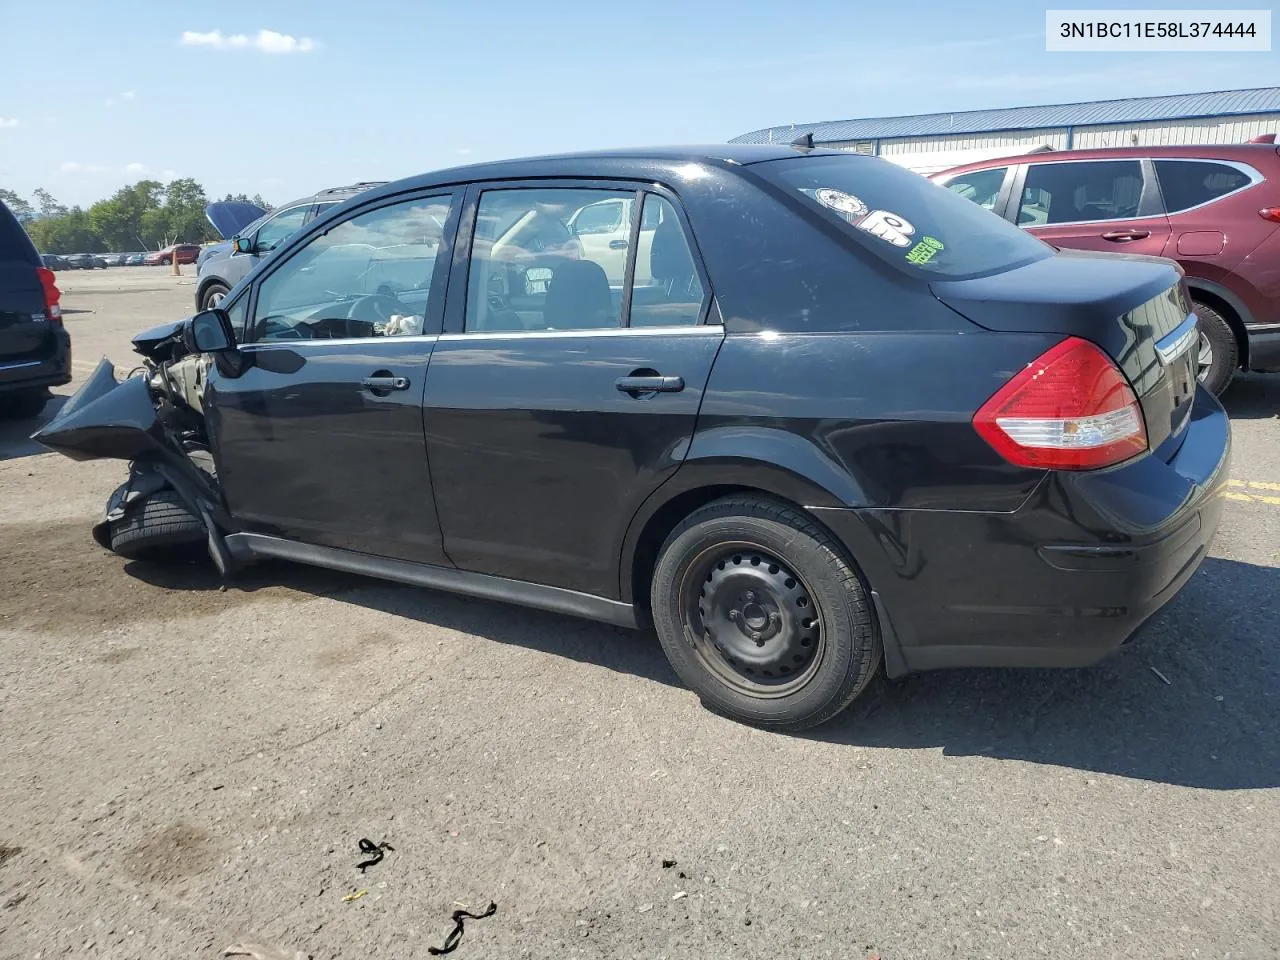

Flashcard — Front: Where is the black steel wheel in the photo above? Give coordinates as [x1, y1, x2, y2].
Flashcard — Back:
[651, 495, 881, 730]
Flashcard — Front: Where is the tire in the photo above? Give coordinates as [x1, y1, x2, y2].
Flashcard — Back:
[200, 281, 230, 311]
[1193, 300, 1237, 397]
[650, 495, 881, 731]
[0, 389, 50, 420]
[109, 489, 206, 560]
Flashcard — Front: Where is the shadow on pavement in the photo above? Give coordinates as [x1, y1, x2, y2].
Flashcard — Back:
[1221, 372, 1280, 420]
[813, 556, 1280, 790]
[123, 551, 1277, 789]
[0, 395, 67, 462]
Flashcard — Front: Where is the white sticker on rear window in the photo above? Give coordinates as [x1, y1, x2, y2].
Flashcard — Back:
[857, 210, 915, 247]
[812, 188, 868, 222]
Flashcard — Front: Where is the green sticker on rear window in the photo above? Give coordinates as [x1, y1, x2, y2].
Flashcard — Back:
[905, 235, 944, 264]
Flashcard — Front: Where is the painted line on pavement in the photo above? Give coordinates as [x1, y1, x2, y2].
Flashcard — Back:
[1226, 479, 1280, 506]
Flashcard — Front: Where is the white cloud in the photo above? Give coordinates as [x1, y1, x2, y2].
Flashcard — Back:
[0, 117, 18, 129]
[61, 161, 106, 174]
[161, 169, 178, 179]
[181, 28, 317, 54]
[124, 162, 146, 174]
[43, 117, 56, 125]
[121, 90, 136, 100]
[104, 98, 116, 107]
[455, 148, 473, 156]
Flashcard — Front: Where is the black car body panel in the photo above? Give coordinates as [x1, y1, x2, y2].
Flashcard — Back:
[33, 146, 1230, 685]
[1, 201, 70, 397]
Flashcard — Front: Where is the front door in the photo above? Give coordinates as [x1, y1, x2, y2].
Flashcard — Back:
[424, 185, 724, 598]
[206, 191, 459, 564]
[1016, 159, 1172, 258]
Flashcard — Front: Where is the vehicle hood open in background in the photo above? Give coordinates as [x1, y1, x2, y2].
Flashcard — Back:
[204, 201, 267, 240]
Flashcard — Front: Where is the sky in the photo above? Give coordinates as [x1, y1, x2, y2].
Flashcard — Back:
[1, 0, 1278, 208]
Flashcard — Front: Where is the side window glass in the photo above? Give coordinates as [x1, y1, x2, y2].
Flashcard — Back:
[1019, 161, 1143, 225]
[225, 294, 249, 342]
[571, 200, 624, 236]
[249, 196, 452, 342]
[253, 205, 311, 253]
[465, 188, 630, 332]
[629, 194, 707, 328]
[1155, 160, 1252, 213]
[942, 167, 1007, 212]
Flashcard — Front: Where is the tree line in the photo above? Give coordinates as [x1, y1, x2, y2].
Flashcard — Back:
[0, 181, 272, 255]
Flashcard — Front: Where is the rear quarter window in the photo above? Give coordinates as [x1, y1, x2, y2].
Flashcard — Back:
[1154, 159, 1255, 213]
[759, 155, 1050, 281]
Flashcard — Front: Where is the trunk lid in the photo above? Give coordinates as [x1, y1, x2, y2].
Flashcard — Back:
[931, 249, 1198, 461]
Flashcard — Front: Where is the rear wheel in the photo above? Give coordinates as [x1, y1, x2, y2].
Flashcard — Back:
[0, 389, 50, 420]
[200, 282, 230, 311]
[1193, 300, 1237, 396]
[650, 495, 881, 731]
[109, 489, 206, 560]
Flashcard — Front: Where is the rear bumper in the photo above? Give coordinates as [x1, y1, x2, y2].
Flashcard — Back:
[812, 386, 1231, 674]
[1245, 325, 1280, 373]
[0, 329, 71, 394]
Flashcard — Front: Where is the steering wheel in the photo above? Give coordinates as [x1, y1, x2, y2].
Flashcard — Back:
[344, 294, 406, 324]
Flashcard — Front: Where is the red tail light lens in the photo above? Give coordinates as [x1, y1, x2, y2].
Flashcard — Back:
[1259, 207, 1280, 223]
[973, 337, 1147, 470]
[36, 266, 62, 326]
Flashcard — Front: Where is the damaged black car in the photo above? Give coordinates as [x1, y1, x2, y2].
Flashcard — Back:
[35, 145, 1229, 730]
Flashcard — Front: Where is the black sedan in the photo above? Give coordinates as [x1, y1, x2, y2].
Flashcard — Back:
[34, 145, 1229, 730]
[63, 253, 103, 270]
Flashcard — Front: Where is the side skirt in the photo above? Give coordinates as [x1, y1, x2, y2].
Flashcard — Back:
[224, 533, 640, 629]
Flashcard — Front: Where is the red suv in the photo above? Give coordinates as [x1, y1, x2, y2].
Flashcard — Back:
[144, 243, 202, 266]
[934, 144, 1280, 394]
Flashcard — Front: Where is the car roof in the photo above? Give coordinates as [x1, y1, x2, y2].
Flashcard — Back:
[348, 144, 849, 203]
[937, 142, 1280, 176]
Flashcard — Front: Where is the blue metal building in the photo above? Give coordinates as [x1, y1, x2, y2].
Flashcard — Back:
[730, 88, 1280, 173]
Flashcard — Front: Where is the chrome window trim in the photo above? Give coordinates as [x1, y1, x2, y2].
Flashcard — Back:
[439, 324, 723, 343]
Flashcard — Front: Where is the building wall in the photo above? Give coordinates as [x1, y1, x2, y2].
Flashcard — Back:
[1071, 111, 1280, 148]
[820, 112, 1280, 156]
[874, 130, 1070, 155]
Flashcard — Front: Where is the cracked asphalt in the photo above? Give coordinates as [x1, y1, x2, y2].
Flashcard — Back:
[1, 268, 1277, 959]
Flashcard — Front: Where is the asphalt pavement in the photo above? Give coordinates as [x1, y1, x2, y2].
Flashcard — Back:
[0, 267, 1276, 959]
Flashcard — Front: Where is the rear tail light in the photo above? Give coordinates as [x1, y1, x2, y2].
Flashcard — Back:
[36, 266, 62, 326]
[1259, 207, 1280, 223]
[973, 337, 1147, 470]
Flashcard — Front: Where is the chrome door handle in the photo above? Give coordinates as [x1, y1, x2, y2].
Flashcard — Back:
[615, 375, 684, 394]
[362, 376, 409, 391]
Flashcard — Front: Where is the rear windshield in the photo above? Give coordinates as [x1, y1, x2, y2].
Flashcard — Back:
[0, 201, 40, 266]
[758, 155, 1051, 280]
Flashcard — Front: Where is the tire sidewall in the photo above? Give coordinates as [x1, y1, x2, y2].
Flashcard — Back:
[201, 282, 230, 311]
[652, 511, 873, 728]
[1194, 301, 1237, 396]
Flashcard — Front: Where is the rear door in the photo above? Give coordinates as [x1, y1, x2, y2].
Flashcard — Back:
[0, 202, 56, 378]
[423, 182, 724, 598]
[206, 190, 460, 564]
[1012, 159, 1172, 257]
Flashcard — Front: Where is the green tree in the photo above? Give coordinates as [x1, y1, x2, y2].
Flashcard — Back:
[0, 189, 35, 223]
[89, 180, 164, 250]
[26, 207, 99, 254]
[33, 188, 66, 218]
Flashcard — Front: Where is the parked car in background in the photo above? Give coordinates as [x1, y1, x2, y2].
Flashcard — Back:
[196, 182, 385, 310]
[934, 143, 1280, 394]
[144, 244, 201, 266]
[63, 253, 104, 270]
[36, 146, 1228, 730]
[123, 252, 147, 265]
[41, 254, 71, 271]
[1, 200, 70, 419]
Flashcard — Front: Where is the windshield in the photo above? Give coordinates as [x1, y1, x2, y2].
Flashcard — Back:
[758, 155, 1051, 280]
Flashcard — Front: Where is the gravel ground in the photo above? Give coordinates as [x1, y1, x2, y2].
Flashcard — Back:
[1, 266, 1278, 959]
